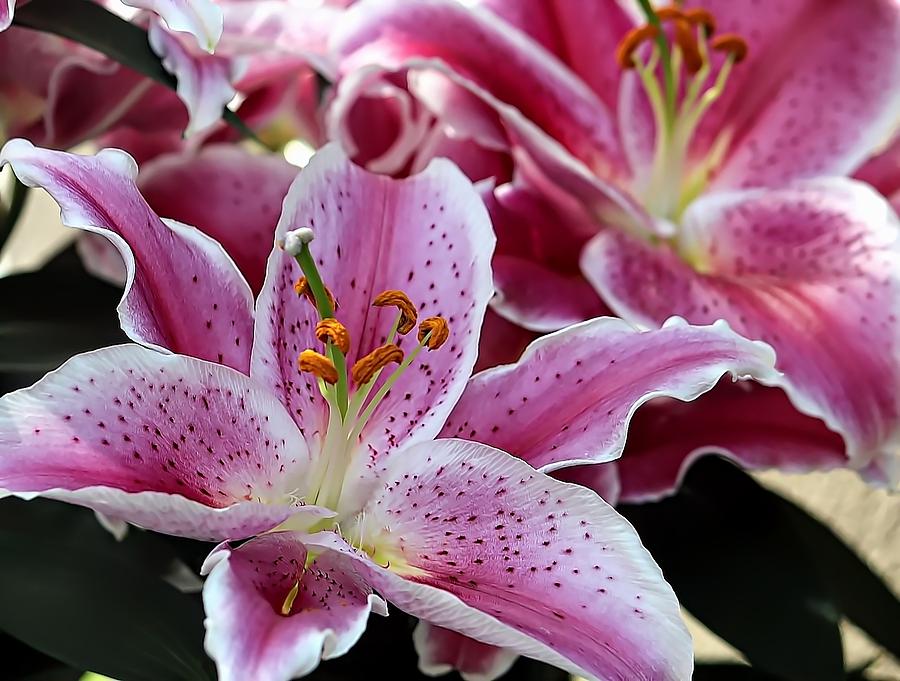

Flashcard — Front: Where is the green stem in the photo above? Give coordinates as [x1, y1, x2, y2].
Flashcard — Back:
[295, 242, 349, 415]
[0, 177, 29, 256]
[635, 0, 675, 127]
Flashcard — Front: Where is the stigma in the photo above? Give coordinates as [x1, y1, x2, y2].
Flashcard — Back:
[616, 5, 748, 223]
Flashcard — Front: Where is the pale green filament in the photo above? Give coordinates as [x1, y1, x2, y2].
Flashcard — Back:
[289, 236, 446, 519]
[632, 21, 738, 223]
[635, 0, 676, 123]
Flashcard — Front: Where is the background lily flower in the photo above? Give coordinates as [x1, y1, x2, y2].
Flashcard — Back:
[320, 0, 900, 492]
[0, 26, 187, 150]
[0, 0, 329, 151]
[0, 138, 782, 680]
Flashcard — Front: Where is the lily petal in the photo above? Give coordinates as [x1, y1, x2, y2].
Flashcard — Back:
[0, 139, 255, 373]
[443, 317, 777, 472]
[616, 381, 848, 503]
[0, 345, 327, 540]
[584, 178, 900, 479]
[477, 0, 636, 112]
[310, 439, 693, 681]
[251, 143, 494, 460]
[148, 18, 243, 136]
[855, 133, 900, 213]
[0, 0, 13, 32]
[202, 533, 387, 681]
[139, 145, 298, 293]
[334, 0, 625, 176]
[474, 309, 536, 374]
[413, 621, 517, 681]
[694, 0, 900, 188]
[123, 0, 223, 52]
[484, 180, 609, 332]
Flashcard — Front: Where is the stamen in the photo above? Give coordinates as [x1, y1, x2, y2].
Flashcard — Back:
[616, 24, 660, 68]
[655, 7, 685, 22]
[315, 319, 351, 355]
[682, 7, 716, 35]
[298, 349, 339, 384]
[352, 344, 404, 385]
[281, 581, 300, 616]
[418, 317, 450, 350]
[672, 19, 703, 73]
[372, 290, 418, 335]
[711, 33, 748, 62]
[294, 276, 337, 311]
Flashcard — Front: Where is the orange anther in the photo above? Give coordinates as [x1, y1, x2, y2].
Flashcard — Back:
[682, 7, 716, 35]
[294, 276, 337, 311]
[711, 33, 748, 62]
[418, 317, 450, 350]
[673, 18, 703, 73]
[616, 24, 660, 68]
[656, 6, 686, 22]
[372, 290, 417, 335]
[352, 344, 404, 385]
[315, 319, 351, 355]
[298, 350, 338, 384]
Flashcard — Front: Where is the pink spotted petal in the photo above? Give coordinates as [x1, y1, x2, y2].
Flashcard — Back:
[334, 0, 625, 176]
[584, 178, 900, 479]
[616, 381, 848, 503]
[307, 439, 693, 681]
[0, 345, 329, 541]
[148, 18, 243, 136]
[251, 143, 494, 461]
[443, 316, 777, 472]
[201, 533, 387, 681]
[478, 0, 637, 113]
[123, 0, 223, 52]
[138, 145, 298, 293]
[414, 622, 517, 681]
[0, 139, 254, 373]
[688, 0, 900, 188]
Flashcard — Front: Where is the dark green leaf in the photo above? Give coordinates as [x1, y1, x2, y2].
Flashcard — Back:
[14, 667, 83, 681]
[778, 496, 900, 660]
[14, 0, 255, 138]
[0, 630, 81, 680]
[0, 177, 29, 254]
[0, 246, 126, 372]
[0, 498, 214, 681]
[620, 457, 844, 681]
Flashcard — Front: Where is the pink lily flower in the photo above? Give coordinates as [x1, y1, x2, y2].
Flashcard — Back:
[324, 0, 900, 493]
[0, 138, 779, 680]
